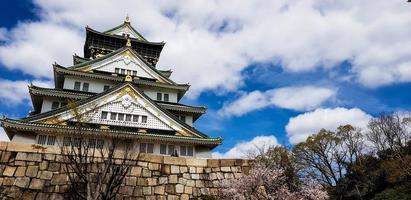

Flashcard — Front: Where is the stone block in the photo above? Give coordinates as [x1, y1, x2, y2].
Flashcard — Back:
[186, 158, 207, 167]
[163, 156, 186, 165]
[27, 153, 42, 162]
[133, 186, 143, 196]
[29, 178, 45, 190]
[169, 175, 178, 183]
[44, 154, 55, 161]
[138, 153, 163, 163]
[39, 161, 48, 170]
[146, 178, 157, 186]
[163, 165, 171, 174]
[178, 177, 187, 185]
[38, 171, 53, 180]
[159, 177, 168, 184]
[15, 177, 30, 188]
[181, 194, 190, 200]
[142, 169, 151, 177]
[0, 151, 11, 163]
[49, 193, 63, 200]
[154, 185, 165, 195]
[3, 166, 16, 177]
[15, 167, 26, 177]
[196, 167, 204, 173]
[221, 167, 231, 172]
[196, 180, 205, 187]
[191, 173, 200, 180]
[224, 173, 234, 179]
[175, 184, 184, 193]
[2, 177, 15, 186]
[182, 173, 191, 179]
[137, 161, 148, 167]
[143, 186, 152, 195]
[130, 166, 142, 176]
[167, 195, 179, 200]
[48, 162, 60, 172]
[22, 191, 36, 200]
[165, 184, 176, 194]
[186, 180, 195, 187]
[26, 166, 39, 177]
[180, 166, 188, 173]
[148, 163, 159, 171]
[184, 186, 193, 194]
[207, 159, 220, 168]
[205, 168, 212, 173]
[125, 177, 137, 186]
[51, 174, 67, 185]
[211, 167, 221, 172]
[220, 159, 236, 167]
[137, 178, 146, 186]
[170, 165, 179, 174]
[120, 186, 134, 196]
[14, 161, 26, 166]
[15, 152, 28, 161]
[189, 167, 196, 173]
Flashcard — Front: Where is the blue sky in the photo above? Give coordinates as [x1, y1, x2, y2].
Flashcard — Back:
[0, 1, 410, 158]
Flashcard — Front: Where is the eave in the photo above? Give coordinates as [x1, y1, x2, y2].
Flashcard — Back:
[86, 27, 165, 46]
[1, 118, 222, 148]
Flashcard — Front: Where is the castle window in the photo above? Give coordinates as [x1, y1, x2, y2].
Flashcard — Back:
[141, 116, 147, 123]
[72, 138, 82, 147]
[74, 82, 81, 91]
[82, 82, 89, 92]
[115, 68, 120, 74]
[133, 115, 139, 122]
[121, 69, 126, 75]
[132, 71, 137, 76]
[96, 139, 104, 149]
[179, 115, 186, 123]
[63, 137, 71, 146]
[51, 102, 60, 110]
[168, 145, 175, 155]
[88, 139, 96, 148]
[180, 146, 194, 157]
[110, 113, 117, 120]
[101, 111, 108, 119]
[125, 114, 132, 121]
[140, 143, 154, 153]
[37, 135, 47, 145]
[164, 94, 169, 102]
[160, 144, 167, 155]
[103, 85, 110, 91]
[47, 136, 56, 146]
[156, 93, 162, 101]
[118, 113, 125, 121]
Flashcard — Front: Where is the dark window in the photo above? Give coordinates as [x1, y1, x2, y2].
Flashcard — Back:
[125, 114, 132, 121]
[141, 116, 147, 123]
[156, 93, 162, 101]
[187, 146, 194, 156]
[180, 146, 186, 156]
[82, 82, 89, 92]
[88, 139, 96, 148]
[168, 145, 175, 155]
[96, 140, 104, 149]
[101, 111, 108, 119]
[47, 136, 56, 145]
[140, 143, 146, 153]
[37, 135, 47, 145]
[147, 143, 154, 153]
[132, 71, 137, 76]
[74, 82, 81, 91]
[118, 113, 124, 121]
[110, 113, 117, 120]
[121, 69, 126, 75]
[133, 115, 139, 122]
[103, 85, 110, 91]
[180, 115, 186, 123]
[127, 70, 131, 75]
[72, 138, 82, 147]
[164, 94, 169, 102]
[60, 102, 67, 107]
[160, 144, 167, 155]
[63, 137, 71, 146]
[115, 68, 120, 74]
[51, 102, 60, 110]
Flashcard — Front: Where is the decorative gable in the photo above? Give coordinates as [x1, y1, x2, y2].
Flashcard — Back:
[108, 26, 144, 40]
[32, 84, 199, 137]
[78, 49, 172, 84]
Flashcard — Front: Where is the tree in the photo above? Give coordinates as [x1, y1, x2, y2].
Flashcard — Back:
[61, 100, 134, 200]
[293, 129, 346, 187]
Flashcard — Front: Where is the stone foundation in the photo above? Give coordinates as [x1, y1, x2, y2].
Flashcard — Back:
[0, 142, 250, 199]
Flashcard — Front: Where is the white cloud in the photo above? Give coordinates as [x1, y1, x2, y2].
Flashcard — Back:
[0, 79, 52, 106]
[212, 135, 279, 158]
[0, 0, 410, 96]
[219, 86, 336, 117]
[0, 28, 7, 41]
[286, 107, 372, 144]
[0, 128, 9, 141]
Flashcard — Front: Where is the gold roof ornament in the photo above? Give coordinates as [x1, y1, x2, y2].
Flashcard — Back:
[125, 75, 133, 82]
[125, 14, 130, 23]
[126, 36, 132, 47]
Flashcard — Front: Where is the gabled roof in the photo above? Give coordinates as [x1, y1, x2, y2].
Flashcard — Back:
[103, 18, 147, 41]
[29, 85, 205, 117]
[73, 54, 90, 65]
[66, 46, 175, 85]
[86, 27, 164, 46]
[22, 82, 209, 139]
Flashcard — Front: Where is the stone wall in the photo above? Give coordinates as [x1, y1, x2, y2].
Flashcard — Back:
[0, 142, 250, 199]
